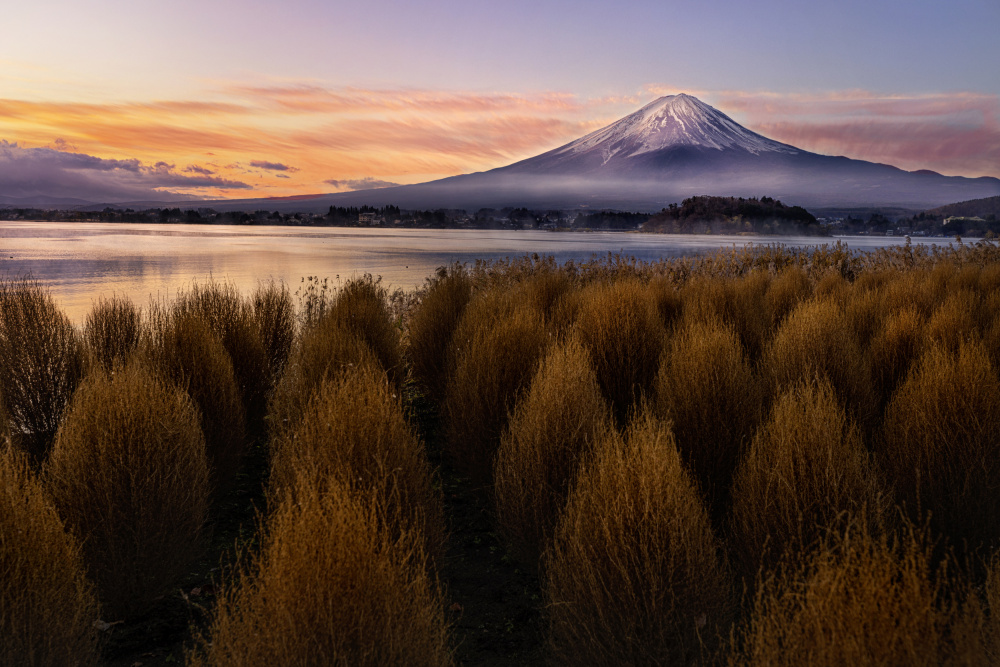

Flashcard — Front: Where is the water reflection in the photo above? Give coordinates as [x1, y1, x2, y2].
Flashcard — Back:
[0, 221, 959, 324]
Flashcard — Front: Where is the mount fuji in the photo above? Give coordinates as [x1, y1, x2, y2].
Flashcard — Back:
[188, 94, 1000, 212]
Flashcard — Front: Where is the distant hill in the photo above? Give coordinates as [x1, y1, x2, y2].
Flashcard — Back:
[642, 195, 823, 235]
[924, 196, 1000, 219]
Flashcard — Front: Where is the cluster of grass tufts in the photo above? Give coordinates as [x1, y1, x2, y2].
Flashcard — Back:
[1, 443, 100, 665]
[46, 362, 210, 619]
[408, 266, 472, 403]
[83, 294, 143, 372]
[0, 278, 85, 462]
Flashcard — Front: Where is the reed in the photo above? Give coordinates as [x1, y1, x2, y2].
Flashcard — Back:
[407, 266, 472, 403]
[250, 279, 295, 389]
[322, 274, 403, 387]
[83, 294, 143, 372]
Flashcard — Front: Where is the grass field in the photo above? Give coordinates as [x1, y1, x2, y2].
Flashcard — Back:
[2, 239, 1000, 665]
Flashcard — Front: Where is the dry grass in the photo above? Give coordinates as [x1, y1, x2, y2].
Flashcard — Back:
[269, 365, 445, 563]
[323, 274, 403, 387]
[574, 279, 666, 426]
[443, 290, 548, 485]
[407, 266, 472, 403]
[144, 309, 247, 498]
[173, 279, 271, 438]
[731, 520, 988, 666]
[0, 278, 85, 462]
[83, 294, 143, 372]
[764, 295, 875, 428]
[0, 443, 100, 666]
[765, 265, 813, 327]
[924, 289, 981, 352]
[681, 272, 772, 361]
[46, 362, 210, 619]
[729, 379, 885, 585]
[881, 339, 1000, 554]
[188, 476, 453, 667]
[869, 306, 925, 408]
[250, 279, 295, 389]
[493, 336, 612, 567]
[267, 316, 382, 441]
[545, 412, 733, 665]
[657, 317, 761, 524]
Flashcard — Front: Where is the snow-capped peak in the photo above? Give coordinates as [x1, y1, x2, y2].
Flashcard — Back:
[558, 93, 798, 159]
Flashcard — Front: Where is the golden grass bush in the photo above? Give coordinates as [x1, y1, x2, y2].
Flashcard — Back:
[881, 339, 1000, 553]
[407, 266, 472, 403]
[46, 363, 210, 619]
[841, 284, 886, 350]
[0, 278, 85, 462]
[924, 289, 981, 352]
[1, 444, 100, 666]
[493, 336, 612, 567]
[144, 309, 247, 497]
[764, 295, 875, 428]
[656, 317, 761, 524]
[267, 316, 382, 441]
[269, 364, 445, 562]
[323, 274, 403, 387]
[681, 272, 772, 360]
[574, 279, 665, 426]
[83, 294, 143, 372]
[443, 290, 548, 485]
[869, 306, 925, 408]
[545, 412, 733, 665]
[648, 275, 684, 331]
[188, 476, 453, 667]
[173, 279, 271, 438]
[731, 521, 988, 666]
[765, 265, 813, 327]
[250, 279, 295, 389]
[729, 379, 885, 585]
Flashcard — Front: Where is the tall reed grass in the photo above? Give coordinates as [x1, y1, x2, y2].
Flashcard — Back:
[656, 317, 760, 523]
[545, 412, 732, 665]
[1, 444, 100, 666]
[881, 339, 1000, 553]
[189, 476, 453, 667]
[493, 336, 612, 567]
[46, 363, 209, 619]
[83, 294, 142, 372]
[250, 279, 295, 389]
[322, 275, 403, 387]
[729, 379, 885, 585]
[269, 365, 445, 562]
[0, 278, 85, 462]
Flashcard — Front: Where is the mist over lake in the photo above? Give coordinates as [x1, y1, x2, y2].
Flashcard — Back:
[0, 221, 962, 323]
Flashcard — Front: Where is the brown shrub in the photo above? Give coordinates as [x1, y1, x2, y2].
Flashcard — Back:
[881, 340, 1000, 553]
[145, 309, 247, 497]
[493, 336, 612, 567]
[250, 279, 295, 388]
[648, 275, 684, 331]
[173, 279, 271, 438]
[84, 294, 142, 372]
[841, 285, 886, 350]
[869, 306, 925, 407]
[732, 521, 985, 666]
[269, 365, 445, 562]
[189, 476, 453, 667]
[0, 444, 100, 666]
[408, 267, 472, 402]
[0, 279, 85, 462]
[729, 379, 885, 584]
[545, 412, 733, 665]
[575, 279, 665, 425]
[764, 296, 875, 428]
[324, 275, 403, 387]
[267, 317, 382, 441]
[443, 290, 548, 485]
[657, 318, 761, 523]
[924, 289, 981, 352]
[682, 272, 772, 360]
[46, 363, 210, 619]
[765, 265, 812, 327]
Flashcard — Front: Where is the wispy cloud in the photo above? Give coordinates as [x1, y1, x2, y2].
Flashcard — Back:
[324, 176, 400, 191]
[249, 159, 297, 171]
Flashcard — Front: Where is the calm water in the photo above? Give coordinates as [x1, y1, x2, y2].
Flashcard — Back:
[0, 222, 958, 323]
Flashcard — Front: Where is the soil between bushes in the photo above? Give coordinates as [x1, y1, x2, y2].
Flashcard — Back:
[100, 386, 546, 666]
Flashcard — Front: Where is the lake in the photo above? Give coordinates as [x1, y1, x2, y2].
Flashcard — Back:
[0, 221, 961, 323]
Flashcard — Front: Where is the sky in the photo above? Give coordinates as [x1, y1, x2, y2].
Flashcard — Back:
[1, 0, 998, 201]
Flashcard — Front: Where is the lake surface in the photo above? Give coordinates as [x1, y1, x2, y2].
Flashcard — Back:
[0, 221, 961, 323]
